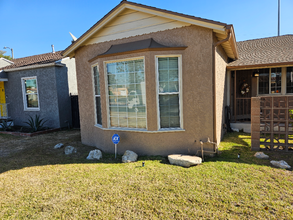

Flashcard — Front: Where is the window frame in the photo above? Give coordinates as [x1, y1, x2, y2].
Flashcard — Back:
[286, 66, 293, 94]
[257, 68, 282, 96]
[103, 56, 148, 130]
[155, 55, 183, 130]
[92, 63, 102, 127]
[21, 76, 40, 111]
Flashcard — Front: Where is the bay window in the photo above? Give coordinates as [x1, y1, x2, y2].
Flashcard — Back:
[106, 58, 146, 129]
[157, 56, 181, 129]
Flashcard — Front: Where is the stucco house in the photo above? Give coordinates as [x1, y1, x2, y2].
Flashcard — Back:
[0, 51, 77, 129]
[62, 0, 238, 156]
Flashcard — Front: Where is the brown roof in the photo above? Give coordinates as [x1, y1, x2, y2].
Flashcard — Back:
[1, 51, 63, 71]
[228, 35, 293, 69]
[62, 0, 227, 57]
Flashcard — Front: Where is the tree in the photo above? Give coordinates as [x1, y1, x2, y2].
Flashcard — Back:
[0, 50, 12, 60]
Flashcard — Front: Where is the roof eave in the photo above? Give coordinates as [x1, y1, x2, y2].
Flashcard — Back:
[227, 61, 293, 70]
[3, 63, 65, 72]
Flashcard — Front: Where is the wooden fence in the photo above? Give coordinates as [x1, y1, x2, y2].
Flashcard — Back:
[251, 96, 293, 152]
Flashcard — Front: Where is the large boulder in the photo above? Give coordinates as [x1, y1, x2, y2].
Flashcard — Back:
[54, 143, 64, 149]
[87, 150, 102, 160]
[270, 160, 291, 169]
[122, 150, 138, 163]
[64, 146, 77, 155]
[168, 155, 202, 168]
[254, 152, 269, 159]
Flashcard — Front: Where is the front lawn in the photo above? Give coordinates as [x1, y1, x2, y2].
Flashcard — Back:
[0, 130, 292, 219]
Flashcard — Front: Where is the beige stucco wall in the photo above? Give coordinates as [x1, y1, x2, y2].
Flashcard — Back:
[75, 25, 220, 156]
[214, 36, 229, 144]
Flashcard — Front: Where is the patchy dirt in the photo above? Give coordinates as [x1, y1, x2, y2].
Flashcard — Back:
[0, 129, 88, 158]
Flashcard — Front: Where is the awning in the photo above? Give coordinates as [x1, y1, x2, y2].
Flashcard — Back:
[89, 38, 187, 62]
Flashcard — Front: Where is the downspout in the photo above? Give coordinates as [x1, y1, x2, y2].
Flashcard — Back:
[212, 26, 232, 152]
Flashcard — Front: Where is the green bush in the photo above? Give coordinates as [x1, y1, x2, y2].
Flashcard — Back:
[24, 115, 48, 132]
[0, 120, 12, 131]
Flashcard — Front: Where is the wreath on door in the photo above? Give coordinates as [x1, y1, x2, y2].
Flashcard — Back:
[240, 82, 249, 95]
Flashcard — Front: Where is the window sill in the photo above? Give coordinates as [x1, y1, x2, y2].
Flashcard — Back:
[94, 125, 185, 133]
[24, 108, 40, 111]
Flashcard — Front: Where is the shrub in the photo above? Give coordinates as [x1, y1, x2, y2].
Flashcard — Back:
[24, 115, 48, 132]
[0, 120, 12, 131]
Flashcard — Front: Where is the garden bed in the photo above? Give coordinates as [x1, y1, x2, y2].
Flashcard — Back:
[0, 126, 60, 137]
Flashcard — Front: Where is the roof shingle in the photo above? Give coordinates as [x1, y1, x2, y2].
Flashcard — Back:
[228, 35, 293, 68]
[1, 51, 63, 71]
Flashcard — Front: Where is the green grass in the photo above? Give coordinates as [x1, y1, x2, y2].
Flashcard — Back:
[0, 130, 292, 219]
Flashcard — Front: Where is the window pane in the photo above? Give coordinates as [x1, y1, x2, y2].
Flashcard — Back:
[107, 59, 146, 129]
[93, 66, 100, 95]
[258, 69, 269, 94]
[287, 67, 293, 93]
[26, 94, 38, 108]
[24, 79, 37, 94]
[158, 57, 179, 94]
[271, 68, 281, 94]
[95, 97, 102, 125]
[159, 94, 180, 128]
[93, 66, 102, 125]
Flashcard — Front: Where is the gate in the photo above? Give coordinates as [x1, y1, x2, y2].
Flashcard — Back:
[71, 95, 80, 128]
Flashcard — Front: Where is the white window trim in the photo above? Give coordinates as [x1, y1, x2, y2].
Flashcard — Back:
[155, 55, 183, 130]
[91, 63, 102, 126]
[21, 76, 40, 111]
[103, 56, 148, 130]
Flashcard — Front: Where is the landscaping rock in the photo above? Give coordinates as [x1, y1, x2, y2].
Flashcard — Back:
[270, 160, 291, 169]
[54, 143, 64, 149]
[254, 152, 269, 159]
[168, 154, 202, 168]
[86, 150, 102, 160]
[122, 150, 138, 163]
[231, 128, 239, 132]
[64, 146, 77, 155]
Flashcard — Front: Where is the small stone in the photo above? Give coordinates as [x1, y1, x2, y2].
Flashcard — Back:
[270, 160, 291, 169]
[54, 143, 64, 149]
[122, 150, 138, 163]
[231, 128, 239, 132]
[168, 154, 202, 168]
[87, 150, 102, 160]
[254, 152, 269, 159]
[64, 146, 76, 155]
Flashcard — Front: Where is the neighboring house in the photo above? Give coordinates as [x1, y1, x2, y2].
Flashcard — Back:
[0, 58, 14, 68]
[0, 51, 77, 128]
[62, 1, 238, 156]
[227, 35, 293, 152]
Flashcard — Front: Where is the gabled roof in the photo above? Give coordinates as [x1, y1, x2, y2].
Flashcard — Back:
[1, 51, 63, 72]
[62, 0, 238, 59]
[228, 35, 293, 69]
[0, 58, 14, 65]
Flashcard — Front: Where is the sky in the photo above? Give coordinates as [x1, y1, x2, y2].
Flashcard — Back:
[0, 0, 292, 58]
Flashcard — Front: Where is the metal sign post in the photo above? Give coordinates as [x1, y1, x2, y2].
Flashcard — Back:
[112, 134, 120, 158]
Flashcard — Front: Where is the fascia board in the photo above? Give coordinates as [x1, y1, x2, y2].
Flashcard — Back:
[4, 63, 65, 72]
[0, 58, 14, 64]
[63, 4, 226, 57]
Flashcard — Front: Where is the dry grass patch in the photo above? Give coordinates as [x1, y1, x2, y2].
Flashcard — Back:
[0, 130, 292, 219]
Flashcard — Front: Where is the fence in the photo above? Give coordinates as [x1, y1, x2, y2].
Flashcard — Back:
[251, 96, 293, 152]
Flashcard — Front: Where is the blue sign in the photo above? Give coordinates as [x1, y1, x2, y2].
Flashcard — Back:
[112, 134, 120, 144]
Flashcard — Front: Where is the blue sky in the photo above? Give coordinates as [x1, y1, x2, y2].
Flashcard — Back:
[1, 0, 292, 58]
